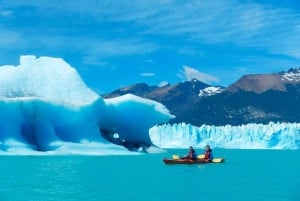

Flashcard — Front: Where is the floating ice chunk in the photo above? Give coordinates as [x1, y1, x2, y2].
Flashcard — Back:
[0, 56, 174, 155]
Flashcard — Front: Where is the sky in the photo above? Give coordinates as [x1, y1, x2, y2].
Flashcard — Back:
[1, 0, 300, 93]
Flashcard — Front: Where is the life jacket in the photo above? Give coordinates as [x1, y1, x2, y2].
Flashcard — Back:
[188, 150, 197, 160]
[204, 149, 213, 161]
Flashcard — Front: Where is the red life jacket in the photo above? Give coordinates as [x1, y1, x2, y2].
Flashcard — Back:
[204, 150, 213, 160]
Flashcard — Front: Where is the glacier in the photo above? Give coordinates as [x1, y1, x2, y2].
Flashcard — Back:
[0, 55, 174, 155]
[149, 122, 300, 149]
[2, 55, 300, 154]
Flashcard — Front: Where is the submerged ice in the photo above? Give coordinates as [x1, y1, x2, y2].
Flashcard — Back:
[150, 122, 300, 149]
[0, 56, 174, 154]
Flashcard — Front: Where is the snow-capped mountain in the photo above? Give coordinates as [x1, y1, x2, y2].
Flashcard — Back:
[228, 68, 300, 93]
[176, 68, 300, 125]
[105, 68, 300, 126]
[198, 86, 224, 97]
[104, 79, 214, 117]
[281, 68, 300, 83]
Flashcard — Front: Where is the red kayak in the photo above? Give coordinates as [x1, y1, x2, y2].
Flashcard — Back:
[163, 157, 225, 165]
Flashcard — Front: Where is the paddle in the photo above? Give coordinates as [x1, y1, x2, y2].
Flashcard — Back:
[199, 154, 224, 162]
[197, 154, 205, 159]
[212, 158, 224, 163]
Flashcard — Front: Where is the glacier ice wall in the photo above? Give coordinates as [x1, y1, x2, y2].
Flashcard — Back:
[0, 56, 174, 155]
[149, 122, 300, 149]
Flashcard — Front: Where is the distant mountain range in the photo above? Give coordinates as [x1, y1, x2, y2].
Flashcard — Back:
[103, 68, 300, 126]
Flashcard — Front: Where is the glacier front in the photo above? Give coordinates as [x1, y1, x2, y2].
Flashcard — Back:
[149, 122, 300, 149]
[0, 55, 174, 155]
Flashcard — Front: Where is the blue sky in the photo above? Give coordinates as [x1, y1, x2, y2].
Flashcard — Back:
[1, 0, 300, 93]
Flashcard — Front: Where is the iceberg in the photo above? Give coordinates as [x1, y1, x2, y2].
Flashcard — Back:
[149, 122, 300, 149]
[0, 55, 174, 155]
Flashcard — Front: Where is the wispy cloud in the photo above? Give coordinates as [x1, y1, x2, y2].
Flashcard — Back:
[87, 39, 158, 58]
[81, 56, 110, 67]
[144, 59, 154, 63]
[0, 30, 20, 46]
[80, 39, 158, 68]
[158, 81, 169, 87]
[179, 66, 219, 84]
[140, 72, 155, 77]
[0, 10, 13, 17]
[2, 0, 300, 63]
[88, 1, 300, 60]
[137, 1, 298, 43]
[178, 47, 205, 57]
[1, 0, 299, 92]
[0, 1, 159, 61]
[78, 0, 300, 59]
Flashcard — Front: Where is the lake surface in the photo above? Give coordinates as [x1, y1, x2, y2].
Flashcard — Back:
[0, 149, 299, 201]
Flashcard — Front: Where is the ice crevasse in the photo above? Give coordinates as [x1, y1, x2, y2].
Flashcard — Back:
[0, 55, 174, 155]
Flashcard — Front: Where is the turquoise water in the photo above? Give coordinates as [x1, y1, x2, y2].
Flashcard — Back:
[0, 149, 299, 201]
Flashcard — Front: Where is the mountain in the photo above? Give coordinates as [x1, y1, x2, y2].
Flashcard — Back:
[104, 68, 300, 126]
[104, 83, 157, 98]
[104, 79, 224, 117]
[227, 68, 300, 93]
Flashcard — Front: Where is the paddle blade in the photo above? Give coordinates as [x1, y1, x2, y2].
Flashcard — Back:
[212, 158, 225, 163]
[197, 154, 205, 159]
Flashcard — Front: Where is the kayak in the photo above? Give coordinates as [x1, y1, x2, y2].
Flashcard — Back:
[163, 156, 225, 165]
[163, 158, 225, 164]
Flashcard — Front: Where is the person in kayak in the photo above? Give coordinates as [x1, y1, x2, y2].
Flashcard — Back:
[204, 145, 214, 162]
[182, 146, 197, 160]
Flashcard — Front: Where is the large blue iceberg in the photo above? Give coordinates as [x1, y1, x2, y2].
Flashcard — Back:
[0, 56, 174, 155]
[150, 122, 300, 149]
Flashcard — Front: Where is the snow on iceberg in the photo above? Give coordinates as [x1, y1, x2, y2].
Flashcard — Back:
[0, 55, 99, 105]
[149, 122, 300, 149]
[0, 55, 174, 155]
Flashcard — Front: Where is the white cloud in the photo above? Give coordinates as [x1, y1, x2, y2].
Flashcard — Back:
[140, 72, 155, 77]
[180, 66, 219, 84]
[158, 81, 169, 87]
[2, 0, 300, 62]
[76, 38, 159, 60]
[144, 59, 154, 63]
[81, 56, 110, 67]
[178, 47, 205, 57]
[90, 0, 300, 59]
